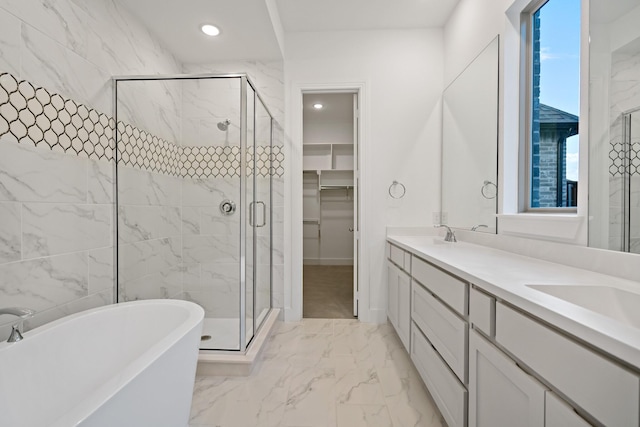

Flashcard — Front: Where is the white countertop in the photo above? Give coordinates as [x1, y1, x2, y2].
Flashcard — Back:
[387, 235, 640, 369]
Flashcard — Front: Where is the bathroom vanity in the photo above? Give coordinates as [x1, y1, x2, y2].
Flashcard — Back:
[386, 235, 640, 427]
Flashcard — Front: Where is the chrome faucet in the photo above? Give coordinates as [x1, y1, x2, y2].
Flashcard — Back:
[0, 307, 35, 343]
[471, 224, 488, 231]
[435, 225, 457, 242]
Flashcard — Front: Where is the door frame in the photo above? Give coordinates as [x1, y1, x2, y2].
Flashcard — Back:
[288, 81, 369, 322]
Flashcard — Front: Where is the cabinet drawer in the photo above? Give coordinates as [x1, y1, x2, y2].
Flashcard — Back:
[411, 324, 467, 427]
[496, 303, 640, 427]
[469, 287, 494, 337]
[389, 244, 406, 270]
[412, 256, 467, 315]
[545, 392, 592, 427]
[412, 281, 467, 382]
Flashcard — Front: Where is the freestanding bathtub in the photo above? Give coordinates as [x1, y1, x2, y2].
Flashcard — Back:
[0, 299, 204, 427]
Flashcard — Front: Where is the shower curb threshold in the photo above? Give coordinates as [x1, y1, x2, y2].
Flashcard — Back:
[195, 308, 280, 376]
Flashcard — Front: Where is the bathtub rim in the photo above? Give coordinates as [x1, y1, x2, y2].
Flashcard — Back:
[0, 299, 204, 427]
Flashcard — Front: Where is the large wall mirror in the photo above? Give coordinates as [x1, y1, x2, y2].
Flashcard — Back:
[442, 36, 499, 233]
[589, 0, 640, 254]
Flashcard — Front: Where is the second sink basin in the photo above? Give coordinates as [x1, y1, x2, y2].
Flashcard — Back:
[526, 284, 640, 329]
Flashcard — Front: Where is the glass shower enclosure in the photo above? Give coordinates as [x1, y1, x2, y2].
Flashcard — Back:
[114, 74, 273, 351]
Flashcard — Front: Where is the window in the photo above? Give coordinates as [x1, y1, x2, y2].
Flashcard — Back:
[524, 0, 581, 209]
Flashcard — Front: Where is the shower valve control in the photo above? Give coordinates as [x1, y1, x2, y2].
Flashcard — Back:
[220, 200, 236, 216]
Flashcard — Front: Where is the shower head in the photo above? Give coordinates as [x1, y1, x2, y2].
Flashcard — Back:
[217, 119, 231, 131]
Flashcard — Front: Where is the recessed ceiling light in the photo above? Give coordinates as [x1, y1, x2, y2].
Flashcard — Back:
[313, 103, 323, 109]
[201, 24, 220, 37]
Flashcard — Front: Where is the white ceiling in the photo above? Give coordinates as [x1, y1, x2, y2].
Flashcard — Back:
[117, 0, 460, 65]
[117, 0, 283, 64]
[275, 0, 460, 32]
[303, 93, 354, 120]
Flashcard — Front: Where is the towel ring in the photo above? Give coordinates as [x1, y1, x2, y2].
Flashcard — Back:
[481, 180, 497, 199]
[389, 180, 406, 199]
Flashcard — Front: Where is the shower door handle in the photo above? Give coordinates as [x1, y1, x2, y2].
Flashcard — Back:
[256, 201, 266, 227]
[249, 202, 254, 226]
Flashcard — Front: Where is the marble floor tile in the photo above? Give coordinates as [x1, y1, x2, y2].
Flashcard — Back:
[282, 364, 337, 426]
[301, 318, 334, 334]
[385, 375, 445, 427]
[336, 404, 393, 427]
[334, 365, 385, 405]
[189, 318, 445, 427]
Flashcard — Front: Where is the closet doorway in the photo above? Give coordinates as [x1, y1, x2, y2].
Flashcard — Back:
[302, 92, 359, 319]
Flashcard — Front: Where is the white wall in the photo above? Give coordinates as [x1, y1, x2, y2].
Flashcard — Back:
[443, 0, 508, 86]
[285, 29, 444, 322]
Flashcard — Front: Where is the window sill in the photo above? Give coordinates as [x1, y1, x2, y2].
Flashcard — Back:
[497, 213, 586, 243]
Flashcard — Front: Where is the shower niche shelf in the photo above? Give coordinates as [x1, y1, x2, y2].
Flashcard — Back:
[303, 143, 353, 171]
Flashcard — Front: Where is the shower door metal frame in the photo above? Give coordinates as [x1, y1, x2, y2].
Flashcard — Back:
[621, 107, 640, 253]
[112, 73, 275, 353]
[240, 76, 248, 351]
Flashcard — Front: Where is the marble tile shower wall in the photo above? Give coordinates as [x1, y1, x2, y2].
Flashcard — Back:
[115, 78, 184, 304]
[609, 49, 640, 252]
[0, 0, 182, 339]
[117, 165, 183, 302]
[181, 78, 241, 147]
[184, 61, 285, 125]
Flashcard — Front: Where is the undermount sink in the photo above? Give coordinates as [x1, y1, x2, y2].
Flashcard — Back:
[526, 284, 640, 329]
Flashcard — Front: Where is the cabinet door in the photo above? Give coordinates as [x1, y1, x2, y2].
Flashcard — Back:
[387, 263, 398, 328]
[546, 392, 592, 427]
[469, 330, 545, 427]
[396, 269, 411, 350]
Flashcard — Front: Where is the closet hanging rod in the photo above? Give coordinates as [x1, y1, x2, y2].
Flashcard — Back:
[319, 185, 353, 190]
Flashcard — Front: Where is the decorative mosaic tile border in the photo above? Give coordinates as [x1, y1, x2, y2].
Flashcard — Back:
[180, 146, 284, 179]
[609, 141, 640, 177]
[0, 72, 114, 161]
[117, 121, 181, 176]
[272, 145, 284, 177]
[182, 145, 241, 178]
[0, 72, 284, 178]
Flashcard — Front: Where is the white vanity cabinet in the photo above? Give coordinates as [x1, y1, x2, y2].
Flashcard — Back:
[386, 244, 411, 350]
[496, 302, 639, 427]
[469, 329, 546, 427]
[385, 237, 639, 427]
